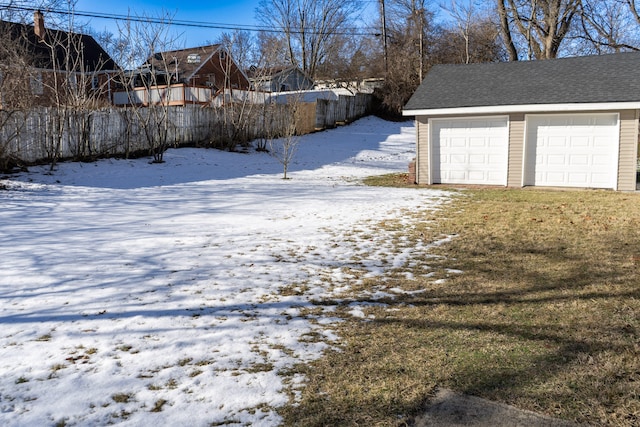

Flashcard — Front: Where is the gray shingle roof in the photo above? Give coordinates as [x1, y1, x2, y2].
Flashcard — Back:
[404, 52, 640, 111]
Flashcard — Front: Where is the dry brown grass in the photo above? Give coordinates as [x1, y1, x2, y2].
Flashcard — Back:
[280, 179, 640, 426]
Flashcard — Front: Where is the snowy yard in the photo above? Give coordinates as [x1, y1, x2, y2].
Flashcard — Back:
[0, 117, 451, 426]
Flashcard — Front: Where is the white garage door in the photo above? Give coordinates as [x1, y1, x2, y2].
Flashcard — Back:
[431, 117, 509, 185]
[525, 114, 619, 189]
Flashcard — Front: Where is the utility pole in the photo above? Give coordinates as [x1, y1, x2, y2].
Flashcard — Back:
[380, 0, 388, 75]
[417, 7, 424, 81]
[409, 0, 424, 81]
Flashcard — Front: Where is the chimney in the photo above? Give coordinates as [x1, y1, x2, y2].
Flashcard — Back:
[34, 10, 45, 41]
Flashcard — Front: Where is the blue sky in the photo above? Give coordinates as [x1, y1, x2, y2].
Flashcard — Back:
[72, 0, 381, 48]
[75, 0, 265, 46]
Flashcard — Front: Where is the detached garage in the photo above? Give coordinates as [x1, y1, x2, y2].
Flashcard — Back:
[403, 52, 640, 191]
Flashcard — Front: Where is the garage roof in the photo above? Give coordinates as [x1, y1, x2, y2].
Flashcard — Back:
[404, 52, 640, 114]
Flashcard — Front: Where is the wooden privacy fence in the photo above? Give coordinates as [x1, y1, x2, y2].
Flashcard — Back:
[0, 94, 373, 165]
[315, 94, 372, 129]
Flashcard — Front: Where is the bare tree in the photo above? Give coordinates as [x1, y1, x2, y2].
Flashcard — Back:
[386, 0, 430, 80]
[32, 9, 117, 168]
[625, 0, 640, 24]
[113, 11, 182, 163]
[250, 36, 293, 153]
[0, 21, 35, 172]
[255, 32, 291, 69]
[255, 0, 361, 78]
[213, 30, 263, 151]
[431, 17, 505, 64]
[578, 0, 640, 53]
[496, 0, 520, 60]
[216, 30, 257, 72]
[0, 3, 114, 168]
[349, 35, 386, 79]
[373, 0, 436, 115]
[212, 40, 256, 151]
[314, 37, 373, 91]
[268, 101, 301, 179]
[0, 0, 68, 25]
[495, 0, 581, 60]
[249, 37, 304, 177]
[443, 0, 478, 64]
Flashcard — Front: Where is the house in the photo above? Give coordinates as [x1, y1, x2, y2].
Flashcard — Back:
[248, 66, 314, 92]
[403, 53, 640, 191]
[142, 44, 250, 91]
[0, 11, 119, 108]
[114, 44, 251, 106]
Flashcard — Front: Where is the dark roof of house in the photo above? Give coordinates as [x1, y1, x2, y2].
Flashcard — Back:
[0, 20, 119, 72]
[404, 52, 640, 111]
[146, 44, 222, 80]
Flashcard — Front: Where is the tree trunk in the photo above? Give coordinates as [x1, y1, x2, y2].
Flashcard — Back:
[497, 0, 519, 61]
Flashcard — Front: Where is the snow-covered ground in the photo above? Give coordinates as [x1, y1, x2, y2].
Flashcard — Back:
[0, 116, 451, 426]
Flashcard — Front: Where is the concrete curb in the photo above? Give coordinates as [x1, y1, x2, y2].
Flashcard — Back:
[412, 388, 580, 427]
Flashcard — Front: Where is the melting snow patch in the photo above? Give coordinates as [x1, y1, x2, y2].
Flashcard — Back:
[0, 116, 453, 426]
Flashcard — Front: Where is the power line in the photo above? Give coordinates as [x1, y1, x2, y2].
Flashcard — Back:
[0, 3, 380, 37]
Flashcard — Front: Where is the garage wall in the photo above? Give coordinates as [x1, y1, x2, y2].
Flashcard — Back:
[618, 109, 639, 191]
[507, 113, 525, 187]
[415, 109, 638, 190]
[416, 116, 429, 184]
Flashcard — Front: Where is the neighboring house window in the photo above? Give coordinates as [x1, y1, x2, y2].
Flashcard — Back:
[92, 76, 99, 90]
[30, 71, 43, 95]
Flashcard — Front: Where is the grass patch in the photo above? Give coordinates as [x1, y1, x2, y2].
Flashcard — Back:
[189, 369, 203, 378]
[362, 173, 416, 188]
[111, 393, 133, 404]
[178, 357, 193, 367]
[245, 363, 274, 374]
[280, 187, 640, 426]
[150, 399, 168, 412]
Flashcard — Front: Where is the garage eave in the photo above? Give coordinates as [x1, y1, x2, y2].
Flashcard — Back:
[402, 102, 640, 117]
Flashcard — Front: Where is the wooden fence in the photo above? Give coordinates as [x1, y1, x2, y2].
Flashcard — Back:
[315, 94, 372, 129]
[0, 94, 373, 165]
